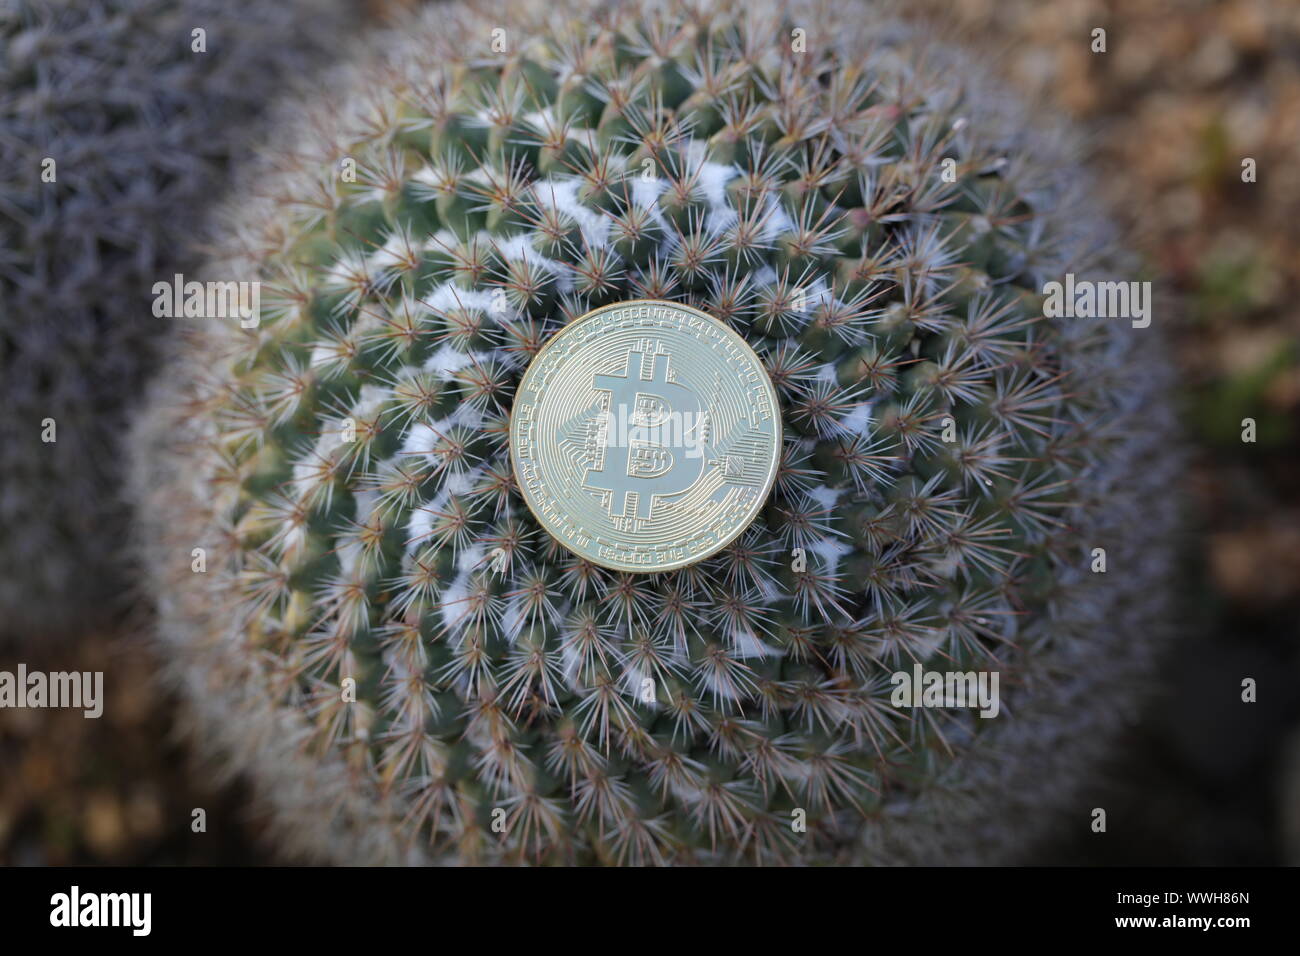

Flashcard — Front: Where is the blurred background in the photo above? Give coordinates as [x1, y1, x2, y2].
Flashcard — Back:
[1, 0, 1296, 865]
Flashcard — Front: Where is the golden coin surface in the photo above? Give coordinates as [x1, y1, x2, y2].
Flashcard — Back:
[510, 300, 782, 573]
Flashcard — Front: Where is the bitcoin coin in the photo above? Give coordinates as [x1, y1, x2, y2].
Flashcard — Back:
[509, 299, 781, 573]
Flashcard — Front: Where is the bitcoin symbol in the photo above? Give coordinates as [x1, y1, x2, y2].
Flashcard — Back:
[584, 349, 705, 520]
[509, 299, 780, 573]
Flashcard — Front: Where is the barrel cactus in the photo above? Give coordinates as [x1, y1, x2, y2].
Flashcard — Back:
[0, 0, 353, 644]
[132, 0, 1180, 864]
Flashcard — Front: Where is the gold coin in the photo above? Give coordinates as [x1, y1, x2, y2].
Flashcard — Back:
[510, 299, 782, 573]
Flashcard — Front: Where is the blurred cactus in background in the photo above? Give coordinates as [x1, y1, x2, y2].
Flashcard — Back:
[131, 0, 1181, 863]
[0, 0, 355, 645]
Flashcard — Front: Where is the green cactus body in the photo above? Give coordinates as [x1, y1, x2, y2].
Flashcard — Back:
[0, 0, 354, 644]
[133, 0, 1180, 863]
